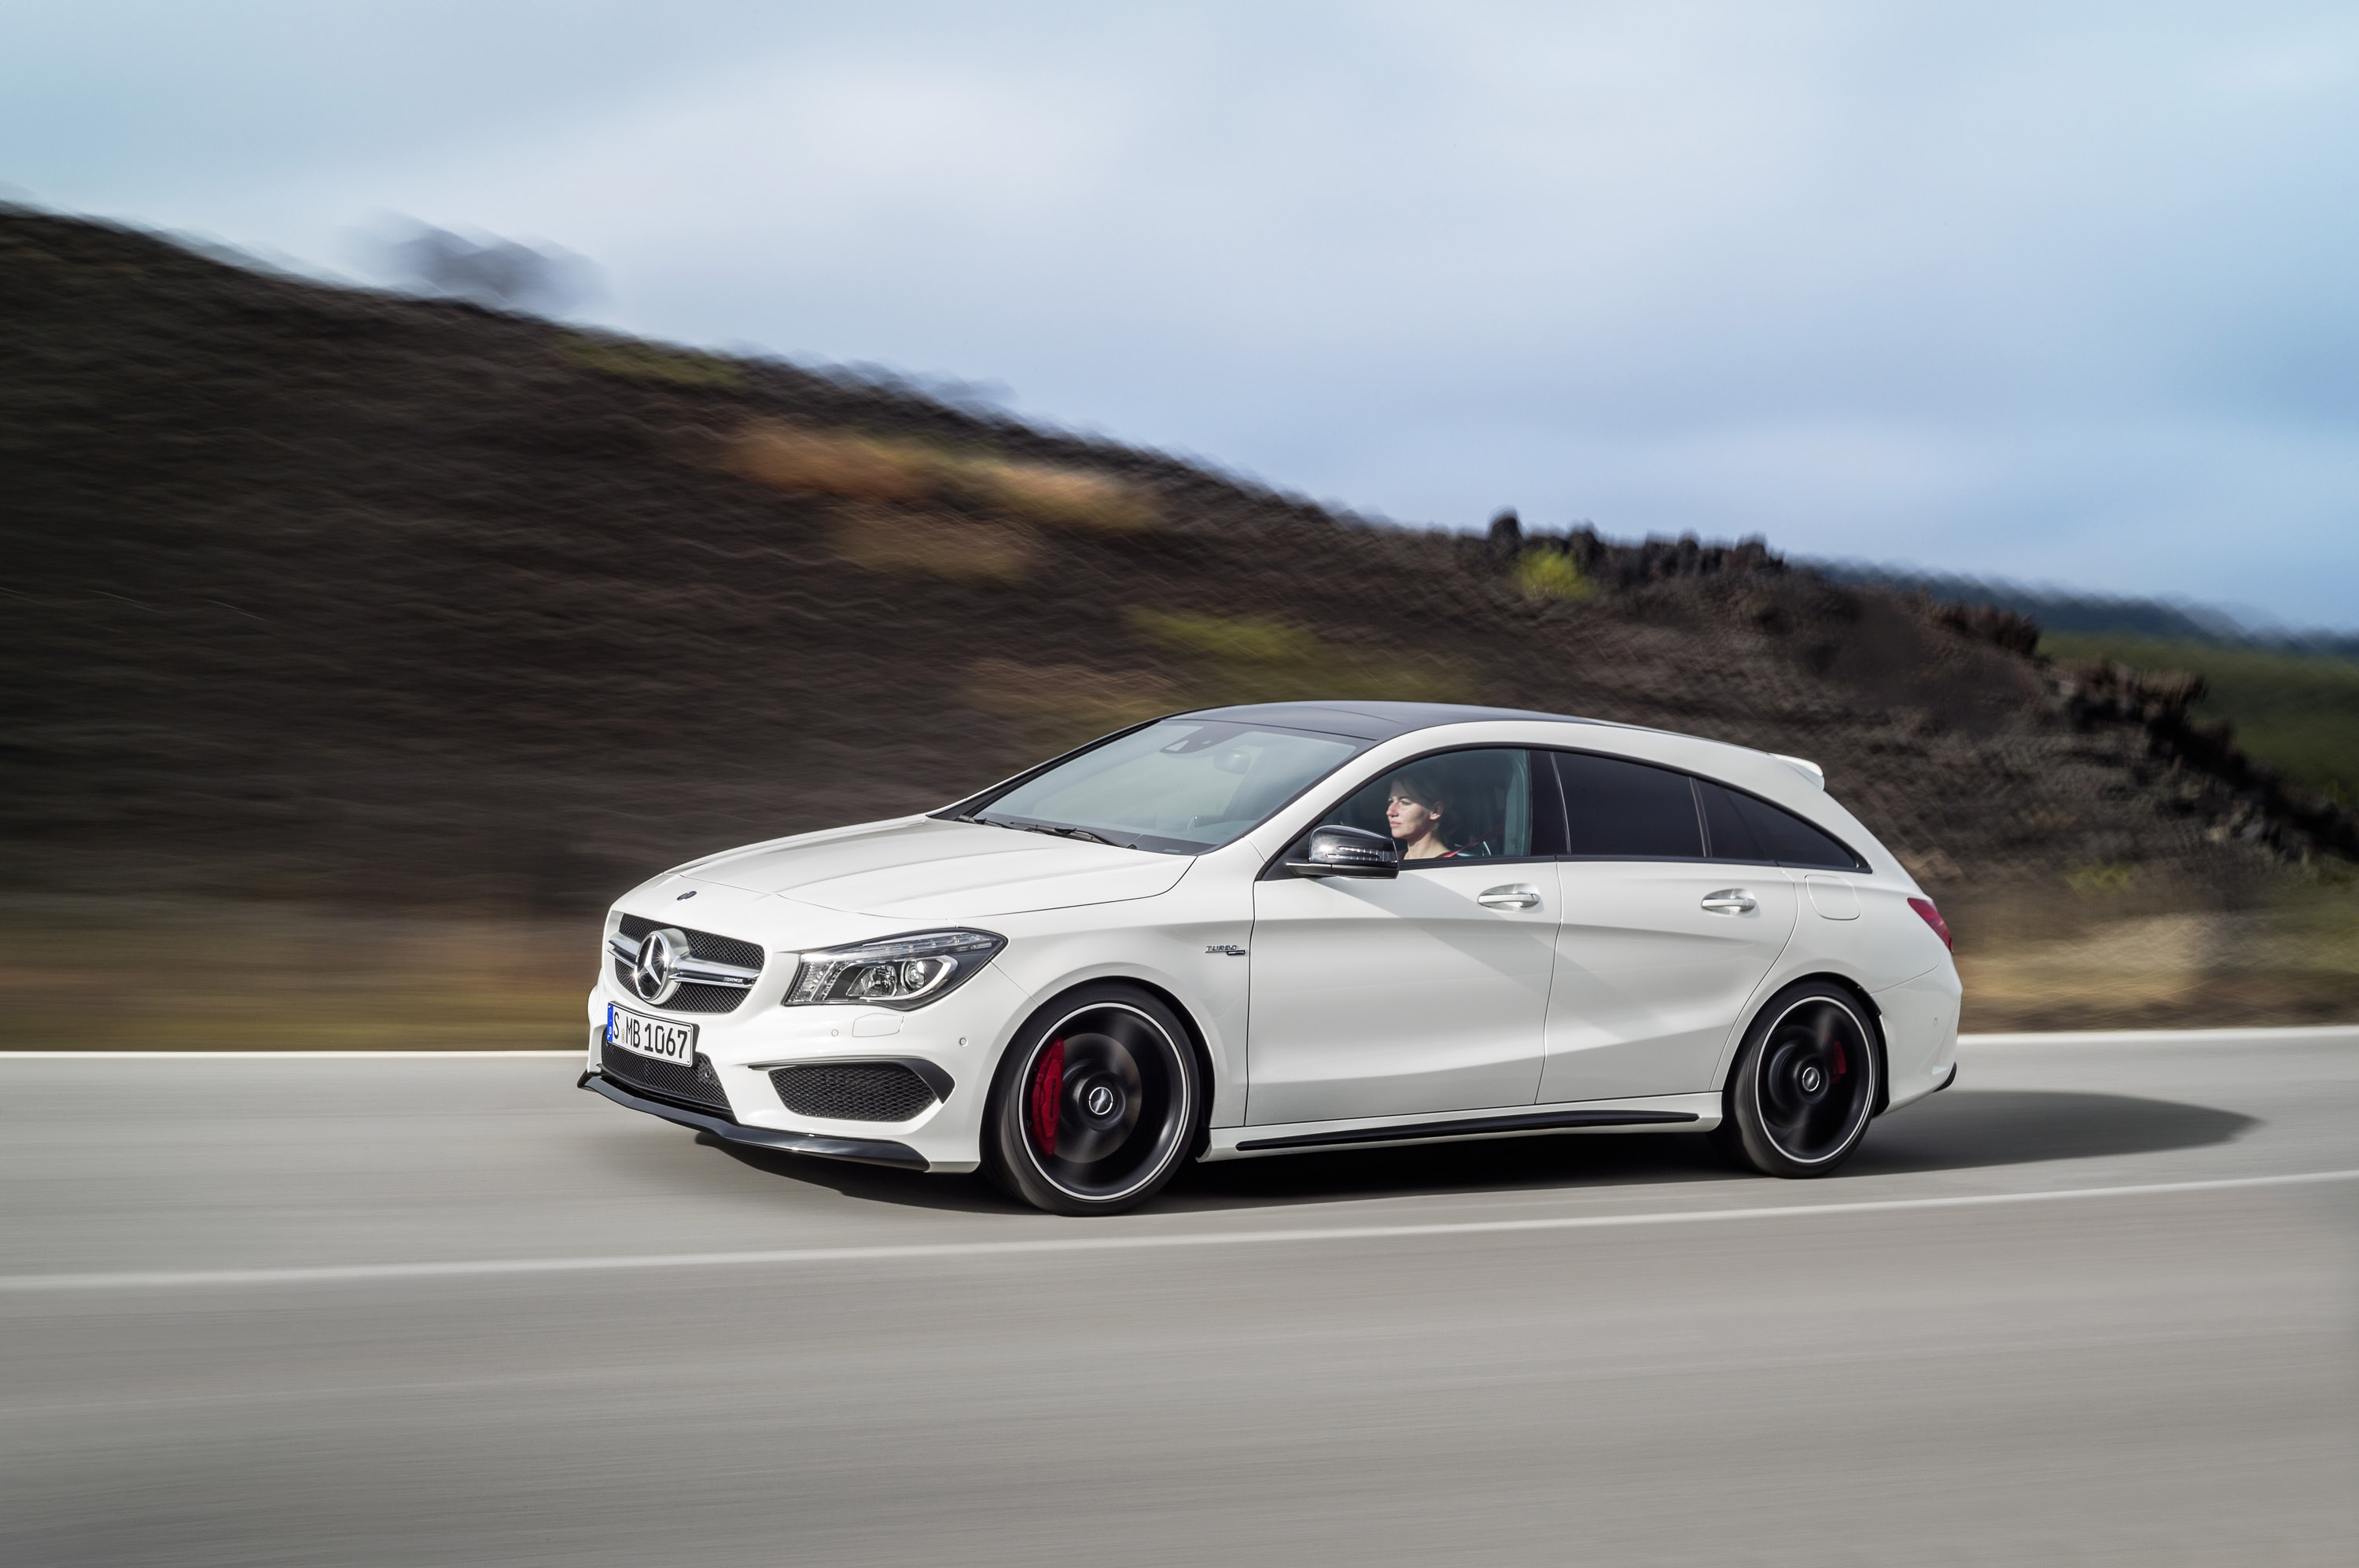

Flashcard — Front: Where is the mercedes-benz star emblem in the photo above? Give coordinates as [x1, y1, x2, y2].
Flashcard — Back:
[631, 928, 688, 1003]
[1084, 1084, 1118, 1118]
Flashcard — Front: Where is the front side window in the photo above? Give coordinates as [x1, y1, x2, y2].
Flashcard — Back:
[1318, 748, 1555, 863]
[1554, 751, 1704, 859]
[971, 720, 1367, 854]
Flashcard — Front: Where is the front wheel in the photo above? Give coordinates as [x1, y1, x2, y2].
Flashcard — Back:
[984, 985, 1203, 1216]
[1718, 982, 1880, 1177]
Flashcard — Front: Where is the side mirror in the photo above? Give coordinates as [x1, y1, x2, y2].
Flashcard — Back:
[1286, 824, 1400, 879]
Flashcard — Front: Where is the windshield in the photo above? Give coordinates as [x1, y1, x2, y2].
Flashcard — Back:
[970, 720, 1369, 854]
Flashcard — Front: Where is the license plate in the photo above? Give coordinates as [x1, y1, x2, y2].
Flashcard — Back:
[605, 1004, 697, 1066]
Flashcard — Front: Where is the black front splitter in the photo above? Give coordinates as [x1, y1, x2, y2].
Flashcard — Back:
[580, 1072, 929, 1170]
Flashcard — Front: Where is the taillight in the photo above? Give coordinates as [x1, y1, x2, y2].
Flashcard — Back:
[1908, 896, 1952, 950]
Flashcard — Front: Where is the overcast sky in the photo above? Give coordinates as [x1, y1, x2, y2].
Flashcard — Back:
[9, 2, 2357, 627]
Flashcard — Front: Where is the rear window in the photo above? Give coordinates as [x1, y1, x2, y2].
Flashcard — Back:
[1697, 778, 1864, 869]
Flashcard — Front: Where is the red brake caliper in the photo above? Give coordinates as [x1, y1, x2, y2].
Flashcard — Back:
[1029, 1040, 1065, 1156]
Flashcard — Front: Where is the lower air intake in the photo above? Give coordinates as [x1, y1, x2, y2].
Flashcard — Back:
[771, 1063, 939, 1123]
[603, 1047, 732, 1117]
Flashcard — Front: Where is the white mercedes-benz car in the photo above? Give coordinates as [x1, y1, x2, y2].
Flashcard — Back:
[583, 701, 1961, 1214]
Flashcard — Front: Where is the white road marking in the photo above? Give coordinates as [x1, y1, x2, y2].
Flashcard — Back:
[6, 1167, 2353, 1294]
[1962, 1026, 2359, 1049]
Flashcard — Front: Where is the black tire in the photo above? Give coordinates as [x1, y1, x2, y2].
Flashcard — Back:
[982, 984, 1203, 1216]
[1720, 981, 1880, 1178]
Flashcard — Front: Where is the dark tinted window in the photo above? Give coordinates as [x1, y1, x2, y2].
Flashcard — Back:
[1697, 780, 1765, 861]
[1698, 778, 1863, 869]
[1554, 752, 1703, 859]
[1322, 748, 1558, 863]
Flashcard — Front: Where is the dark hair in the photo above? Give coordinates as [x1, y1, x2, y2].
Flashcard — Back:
[1389, 771, 1447, 812]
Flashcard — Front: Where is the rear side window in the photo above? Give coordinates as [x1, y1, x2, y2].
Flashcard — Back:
[1697, 780, 1764, 860]
[1554, 752, 1703, 859]
[1697, 778, 1864, 869]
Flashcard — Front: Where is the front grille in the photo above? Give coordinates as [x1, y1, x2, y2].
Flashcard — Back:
[602, 1045, 733, 1116]
[610, 958, 749, 1015]
[618, 915, 764, 970]
[611, 915, 765, 1015]
[771, 1063, 939, 1123]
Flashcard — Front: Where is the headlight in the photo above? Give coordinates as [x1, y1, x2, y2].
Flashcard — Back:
[782, 929, 1006, 1010]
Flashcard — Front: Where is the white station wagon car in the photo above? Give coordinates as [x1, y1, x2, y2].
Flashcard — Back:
[584, 702, 1962, 1214]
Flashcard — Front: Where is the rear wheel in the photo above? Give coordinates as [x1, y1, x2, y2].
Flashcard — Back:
[1719, 982, 1879, 1177]
[984, 985, 1202, 1216]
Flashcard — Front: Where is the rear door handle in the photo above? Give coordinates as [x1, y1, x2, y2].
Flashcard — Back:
[1478, 885, 1542, 909]
[1701, 889, 1757, 915]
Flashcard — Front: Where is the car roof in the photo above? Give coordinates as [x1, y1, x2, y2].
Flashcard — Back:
[1171, 701, 1622, 742]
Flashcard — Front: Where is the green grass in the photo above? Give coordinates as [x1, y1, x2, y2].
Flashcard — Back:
[2041, 632, 2359, 804]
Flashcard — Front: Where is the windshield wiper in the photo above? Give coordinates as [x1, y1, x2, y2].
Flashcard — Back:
[959, 813, 1132, 848]
[1011, 821, 1120, 846]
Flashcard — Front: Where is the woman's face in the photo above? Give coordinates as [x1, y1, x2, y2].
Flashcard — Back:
[1386, 786, 1441, 844]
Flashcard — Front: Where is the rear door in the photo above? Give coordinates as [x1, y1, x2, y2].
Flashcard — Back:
[1538, 753, 1798, 1103]
[1246, 747, 1563, 1124]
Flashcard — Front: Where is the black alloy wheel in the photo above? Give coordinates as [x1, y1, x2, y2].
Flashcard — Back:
[984, 984, 1203, 1216]
[1717, 981, 1880, 1178]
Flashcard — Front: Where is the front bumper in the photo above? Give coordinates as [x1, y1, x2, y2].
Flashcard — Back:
[579, 1070, 928, 1169]
[587, 955, 1029, 1172]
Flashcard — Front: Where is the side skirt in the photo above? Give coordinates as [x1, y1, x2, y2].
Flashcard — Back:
[1209, 1096, 1712, 1159]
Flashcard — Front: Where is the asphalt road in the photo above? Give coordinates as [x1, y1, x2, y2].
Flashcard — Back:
[5, 1029, 2357, 1568]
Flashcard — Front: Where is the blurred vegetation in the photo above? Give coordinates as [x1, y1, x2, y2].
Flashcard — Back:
[730, 422, 1157, 534]
[2043, 632, 2359, 804]
[1514, 550, 1595, 602]
[1952, 865, 2359, 1032]
[828, 504, 1040, 583]
[0, 900, 588, 1051]
[1126, 608, 1476, 706]
[2065, 860, 2141, 898]
[962, 609, 1484, 759]
[559, 334, 744, 388]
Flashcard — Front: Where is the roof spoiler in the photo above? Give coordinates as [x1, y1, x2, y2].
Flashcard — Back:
[1773, 753, 1826, 789]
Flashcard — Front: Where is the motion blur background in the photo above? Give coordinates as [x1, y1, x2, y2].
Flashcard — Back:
[3, 0, 2357, 1046]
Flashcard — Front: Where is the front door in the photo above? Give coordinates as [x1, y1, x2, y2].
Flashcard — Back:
[1246, 747, 1560, 1125]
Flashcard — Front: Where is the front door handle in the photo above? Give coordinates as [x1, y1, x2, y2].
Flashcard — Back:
[1478, 885, 1542, 909]
[1701, 889, 1757, 915]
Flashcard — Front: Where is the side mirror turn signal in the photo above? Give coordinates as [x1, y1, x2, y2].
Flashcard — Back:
[1285, 824, 1400, 879]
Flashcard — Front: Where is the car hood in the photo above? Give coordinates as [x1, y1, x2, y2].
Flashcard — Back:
[682, 815, 1192, 918]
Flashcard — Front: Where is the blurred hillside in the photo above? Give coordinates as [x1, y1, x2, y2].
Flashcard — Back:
[3, 208, 2354, 1038]
[1817, 563, 2359, 659]
[2037, 633, 2359, 808]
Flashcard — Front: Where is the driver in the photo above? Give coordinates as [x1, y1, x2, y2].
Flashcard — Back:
[1384, 772, 1459, 860]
